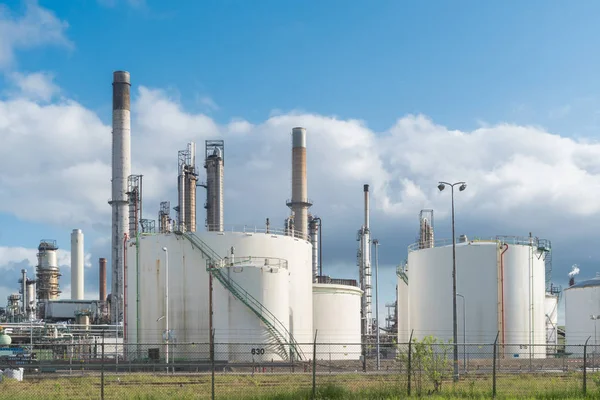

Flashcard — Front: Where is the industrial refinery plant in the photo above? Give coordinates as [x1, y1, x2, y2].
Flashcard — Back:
[1, 69, 595, 369]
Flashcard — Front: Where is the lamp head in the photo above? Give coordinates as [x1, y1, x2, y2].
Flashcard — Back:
[459, 183, 467, 191]
[162, 247, 167, 252]
[437, 183, 445, 192]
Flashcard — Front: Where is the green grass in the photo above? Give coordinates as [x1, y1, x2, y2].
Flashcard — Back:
[1, 372, 600, 399]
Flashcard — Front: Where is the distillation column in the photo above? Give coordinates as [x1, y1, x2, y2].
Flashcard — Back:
[204, 140, 224, 232]
[359, 184, 372, 338]
[109, 70, 131, 324]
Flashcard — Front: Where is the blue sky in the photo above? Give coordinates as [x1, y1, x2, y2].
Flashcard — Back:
[2, 0, 600, 326]
[6, 0, 600, 134]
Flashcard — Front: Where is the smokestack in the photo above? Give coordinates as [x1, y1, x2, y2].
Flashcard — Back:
[110, 70, 131, 324]
[71, 229, 84, 300]
[99, 258, 107, 302]
[286, 127, 312, 239]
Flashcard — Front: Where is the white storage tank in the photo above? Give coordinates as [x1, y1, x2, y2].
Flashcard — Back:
[565, 275, 600, 353]
[403, 236, 548, 359]
[125, 230, 312, 362]
[313, 283, 362, 360]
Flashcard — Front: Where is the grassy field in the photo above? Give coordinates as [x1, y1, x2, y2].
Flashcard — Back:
[1, 372, 599, 399]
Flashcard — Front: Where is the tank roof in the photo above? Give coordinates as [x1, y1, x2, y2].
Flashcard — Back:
[566, 276, 600, 289]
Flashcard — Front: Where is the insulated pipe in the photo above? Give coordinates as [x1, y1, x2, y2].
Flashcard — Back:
[110, 70, 131, 324]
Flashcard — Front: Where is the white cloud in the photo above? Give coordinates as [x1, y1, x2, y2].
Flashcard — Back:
[3, 83, 600, 245]
[0, 2, 72, 69]
[6, 71, 60, 101]
[196, 95, 219, 111]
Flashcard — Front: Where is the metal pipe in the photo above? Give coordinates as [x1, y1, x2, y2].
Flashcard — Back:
[110, 70, 131, 325]
[99, 258, 107, 302]
[374, 239, 380, 370]
[457, 293, 466, 373]
[318, 218, 323, 277]
[21, 269, 27, 315]
[162, 247, 169, 372]
[500, 244, 509, 349]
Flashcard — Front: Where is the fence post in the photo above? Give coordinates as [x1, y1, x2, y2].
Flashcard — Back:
[312, 330, 318, 400]
[407, 329, 413, 396]
[211, 329, 215, 400]
[101, 330, 105, 400]
[584, 336, 591, 396]
[492, 331, 499, 398]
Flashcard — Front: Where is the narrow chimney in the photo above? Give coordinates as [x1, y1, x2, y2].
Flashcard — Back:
[99, 258, 107, 302]
[286, 127, 312, 239]
[110, 70, 131, 324]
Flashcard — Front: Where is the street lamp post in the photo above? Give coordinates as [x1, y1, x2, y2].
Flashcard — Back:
[373, 239, 380, 371]
[162, 247, 169, 373]
[438, 181, 467, 382]
[457, 293, 467, 373]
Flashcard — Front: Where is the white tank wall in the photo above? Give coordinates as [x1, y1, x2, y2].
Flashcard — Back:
[223, 264, 290, 362]
[126, 231, 312, 361]
[405, 241, 547, 358]
[397, 272, 410, 343]
[200, 232, 313, 354]
[565, 278, 600, 354]
[313, 283, 362, 360]
[407, 242, 498, 344]
[544, 293, 558, 346]
[502, 243, 546, 358]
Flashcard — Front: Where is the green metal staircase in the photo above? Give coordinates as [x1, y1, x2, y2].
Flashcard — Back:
[182, 232, 305, 361]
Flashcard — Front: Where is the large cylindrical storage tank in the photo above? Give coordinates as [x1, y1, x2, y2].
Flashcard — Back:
[405, 237, 548, 359]
[200, 231, 313, 357]
[565, 276, 600, 355]
[502, 243, 546, 358]
[313, 283, 362, 360]
[126, 230, 312, 362]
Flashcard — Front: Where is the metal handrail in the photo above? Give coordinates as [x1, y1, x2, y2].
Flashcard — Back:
[223, 256, 289, 270]
[181, 232, 304, 361]
[407, 235, 551, 253]
[205, 224, 309, 241]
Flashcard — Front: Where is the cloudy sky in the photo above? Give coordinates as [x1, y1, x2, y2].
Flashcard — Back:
[2, 0, 600, 325]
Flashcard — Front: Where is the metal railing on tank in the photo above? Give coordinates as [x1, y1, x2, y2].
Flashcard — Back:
[407, 235, 551, 253]
[205, 224, 309, 241]
[316, 276, 358, 287]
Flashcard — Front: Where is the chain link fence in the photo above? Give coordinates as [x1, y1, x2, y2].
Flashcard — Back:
[1, 334, 599, 399]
